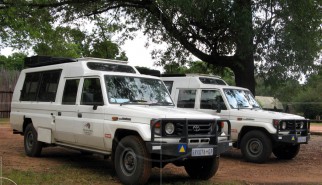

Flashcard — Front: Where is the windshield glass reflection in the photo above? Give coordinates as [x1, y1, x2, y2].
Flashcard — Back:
[224, 89, 261, 109]
[105, 75, 173, 105]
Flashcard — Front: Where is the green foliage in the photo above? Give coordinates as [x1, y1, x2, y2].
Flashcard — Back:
[0, 0, 321, 93]
[163, 61, 235, 85]
[0, 3, 127, 60]
[293, 68, 322, 119]
[255, 77, 302, 103]
[256, 0, 321, 85]
[0, 52, 26, 70]
[256, 66, 322, 119]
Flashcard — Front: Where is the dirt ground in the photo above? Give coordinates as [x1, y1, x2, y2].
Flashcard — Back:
[1, 125, 322, 185]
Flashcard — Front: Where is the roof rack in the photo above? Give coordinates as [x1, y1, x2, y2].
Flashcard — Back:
[77, 57, 128, 64]
[160, 73, 222, 78]
[135, 67, 160, 76]
[185, 73, 222, 78]
[24, 56, 76, 68]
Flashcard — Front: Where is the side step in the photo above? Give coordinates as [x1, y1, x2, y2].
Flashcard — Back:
[55, 142, 111, 155]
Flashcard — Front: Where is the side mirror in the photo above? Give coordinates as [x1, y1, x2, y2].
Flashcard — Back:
[216, 99, 222, 113]
[216, 104, 221, 113]
[93, 105, 98, 110]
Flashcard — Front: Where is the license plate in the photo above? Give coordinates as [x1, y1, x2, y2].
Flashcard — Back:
[192, 148, 213, 157]
[297, 137, 307, 143]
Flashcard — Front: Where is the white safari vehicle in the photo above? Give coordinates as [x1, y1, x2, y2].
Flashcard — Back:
[161, 74, 310, 163]
[10, 56, 231, 185]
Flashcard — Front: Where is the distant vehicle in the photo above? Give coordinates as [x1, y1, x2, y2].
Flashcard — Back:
[10, 56, 232, 185]
[162, 74, 310, 163]
[255, 96, 284, 112]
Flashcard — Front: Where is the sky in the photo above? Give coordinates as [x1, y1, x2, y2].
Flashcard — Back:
[119, 32, 164, 71]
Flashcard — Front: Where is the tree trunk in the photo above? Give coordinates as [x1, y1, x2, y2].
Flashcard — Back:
[233, 0, 256, 95]
[232, 58, 256, 95]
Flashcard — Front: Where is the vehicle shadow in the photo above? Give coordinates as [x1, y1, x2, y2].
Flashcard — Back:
[220, 148, 294, 164]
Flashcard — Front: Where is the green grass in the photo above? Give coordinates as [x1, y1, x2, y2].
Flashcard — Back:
[311, 123, 322, 126]
[2, 164, 116, 185]
[0, 118, 9, 125]
[1, 164, 245, 185]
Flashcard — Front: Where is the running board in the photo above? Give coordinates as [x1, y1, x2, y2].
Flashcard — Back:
[56, 142, 111, 155]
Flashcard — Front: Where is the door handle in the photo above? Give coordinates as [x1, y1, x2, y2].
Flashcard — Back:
[78, 113, 82, 118]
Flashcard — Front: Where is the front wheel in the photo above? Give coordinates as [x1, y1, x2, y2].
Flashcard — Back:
[114, 135, 151, 185]
[240, 130, 272, 163]
[24, 124, 43, 157]
[184, 156, 219, 180]
[273, 144, 300, 160]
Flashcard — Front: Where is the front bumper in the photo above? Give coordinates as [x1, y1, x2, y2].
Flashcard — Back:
[272, 134, 310, 144]
[146, 140, 232, 160]
[147, 118, 232, 160]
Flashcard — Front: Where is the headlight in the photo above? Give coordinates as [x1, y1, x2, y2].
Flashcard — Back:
[165, 122, 175, 135]
[281, 122, 287, 130]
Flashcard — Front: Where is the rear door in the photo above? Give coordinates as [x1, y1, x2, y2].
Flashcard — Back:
[55, 78, 80, 144]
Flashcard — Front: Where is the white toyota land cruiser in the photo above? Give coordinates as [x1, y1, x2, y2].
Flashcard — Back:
[10, 56, 231, 184]
[161, 74, 310, 163]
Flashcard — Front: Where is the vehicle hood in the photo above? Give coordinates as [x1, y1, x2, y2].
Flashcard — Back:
[108, 105, 219, 123]
[229, 109, 305, 122]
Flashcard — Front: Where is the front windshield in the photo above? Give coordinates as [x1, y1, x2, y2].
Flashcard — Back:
[105, 75, 173, 105]
[224, 89, 261, 109]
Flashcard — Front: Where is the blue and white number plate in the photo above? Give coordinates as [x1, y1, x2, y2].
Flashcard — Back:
[192, 148, 213, 157]
[297, 137, 307, 143]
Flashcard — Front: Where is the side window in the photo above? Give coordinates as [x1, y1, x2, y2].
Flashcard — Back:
[177, 89, 196, 108]
[37, 70, 61, 102]
[81, 78, 104, 105]
[200, 90, 227, 110]
[163, 81, 173, 93]
[20, 73, 41, 101]
[62, 79, 80, 105]
[20, 70, 61, 101]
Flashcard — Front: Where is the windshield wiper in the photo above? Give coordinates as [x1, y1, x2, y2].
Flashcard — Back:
[120, 100, 147, 106]
[149, 102, 174, 106]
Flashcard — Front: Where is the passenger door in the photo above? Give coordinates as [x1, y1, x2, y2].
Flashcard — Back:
[76, 77, 105, 150]
[196, 89, 232, 136]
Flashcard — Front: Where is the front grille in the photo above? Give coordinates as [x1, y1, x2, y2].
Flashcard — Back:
[175, 120, 213, 136]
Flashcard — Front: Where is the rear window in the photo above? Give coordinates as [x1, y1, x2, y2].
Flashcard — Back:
[87, 62, 136, 73]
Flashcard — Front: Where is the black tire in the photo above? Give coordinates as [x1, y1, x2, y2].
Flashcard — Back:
[184, 156, 219, 180]
[273, 144, 300, 160]
[24, 124, 43, 157]
[114, 135, 151, 185]
[240, 130, 272, 163]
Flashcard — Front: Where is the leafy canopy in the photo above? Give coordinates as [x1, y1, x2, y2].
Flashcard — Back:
[0, 0, 321, 94]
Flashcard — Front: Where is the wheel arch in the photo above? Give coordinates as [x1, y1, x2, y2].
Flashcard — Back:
[22, 117, 33, 134]
[112, 129, 141, 158]
[237, 126, 272, 149]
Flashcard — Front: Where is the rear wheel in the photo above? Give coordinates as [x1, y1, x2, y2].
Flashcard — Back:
[240, 130, 272, 163]
[114, 135, 151, 185]
[24, 124, 43, 157]
[273, 144, 300, 160]
[184, 156, 219, 180]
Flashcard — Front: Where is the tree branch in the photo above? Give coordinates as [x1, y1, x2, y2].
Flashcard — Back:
[144, 1, 235, 67]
